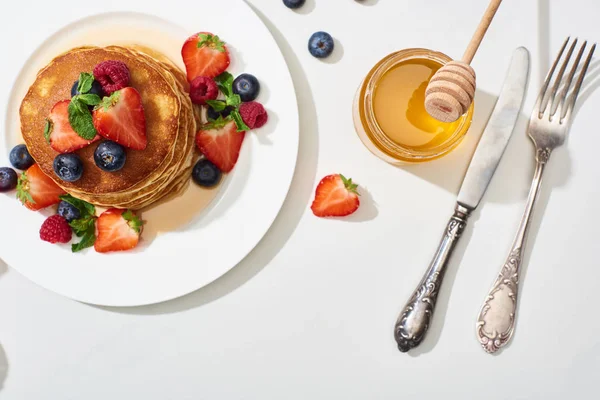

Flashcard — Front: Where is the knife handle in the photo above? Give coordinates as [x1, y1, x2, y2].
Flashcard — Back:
[394, 204, 471, 352]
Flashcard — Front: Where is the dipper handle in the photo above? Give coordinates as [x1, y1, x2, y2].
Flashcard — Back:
[462, 0, 503, 64]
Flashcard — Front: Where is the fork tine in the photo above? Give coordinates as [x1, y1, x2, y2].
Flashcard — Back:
[562, 42, 597, 122]
[537, 37, 570, 117]
[556, 41, 587, 119]
[547, 38, 578, 116]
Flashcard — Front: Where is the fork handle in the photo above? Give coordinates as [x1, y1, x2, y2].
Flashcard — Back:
[476, 149, 549, 353]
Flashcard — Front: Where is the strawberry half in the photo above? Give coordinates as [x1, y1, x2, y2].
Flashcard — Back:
[182, 32, 230, 81]
[94, 208, 143, 253]
[311, 174, 360, 217]
[47, 100, 100, 153]
[92, 87, 147, 150]
[195, 118, 245, 173]
[17, 164, 66, 211]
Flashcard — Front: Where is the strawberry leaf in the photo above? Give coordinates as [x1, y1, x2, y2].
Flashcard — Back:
[77, 72, 95, 95]
[122, 210, 143, 234]
[197, 33, 226, 53]
[231, 109, 250, 132]
[96, 90, 120, 111]
[43, 118, 52, 143]
[202, 115, 230, 130]
[16, 171, 33, 204]
[340, 174, 360, 195]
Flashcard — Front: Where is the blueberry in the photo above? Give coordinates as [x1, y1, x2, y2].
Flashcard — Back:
[207, 105, 235, 121]
[9, 144, 35, 170]
[57, 201, 81, 222]
[71, 79, 104, 97]
[308, 31, 335, 58]
[283, 0, 305, 9]
[0, 167, 18, 192]
[233, 74, 260, 102]
[94, 141, 126, 172]
[192, 158, 222, 187]
[53, 154, 83, 182]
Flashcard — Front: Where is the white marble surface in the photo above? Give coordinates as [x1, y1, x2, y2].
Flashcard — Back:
[1, 0, 600, 398]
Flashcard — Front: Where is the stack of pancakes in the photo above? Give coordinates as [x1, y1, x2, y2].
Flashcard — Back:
[19, 45, 198, 210]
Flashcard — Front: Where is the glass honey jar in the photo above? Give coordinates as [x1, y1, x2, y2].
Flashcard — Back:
[353, 48, 474, 164]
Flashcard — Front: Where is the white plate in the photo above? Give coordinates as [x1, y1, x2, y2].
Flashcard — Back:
[0, 0, 299, 306]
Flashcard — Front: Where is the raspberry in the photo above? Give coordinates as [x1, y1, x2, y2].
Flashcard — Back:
[93, 60, 130, 95]
[40, 215, 72, 244]
[189, 76, 218, 105]
[239, 101, 268, 129]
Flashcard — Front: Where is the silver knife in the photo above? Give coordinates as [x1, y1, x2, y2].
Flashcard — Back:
[394, 47, 530, 353]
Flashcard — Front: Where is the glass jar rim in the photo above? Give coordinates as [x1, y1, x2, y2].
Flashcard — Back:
[357, 48, 474, 163]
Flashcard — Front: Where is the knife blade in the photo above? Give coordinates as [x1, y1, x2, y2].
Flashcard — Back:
[458, 47, 530, 210]
[394, 47, 530, 353]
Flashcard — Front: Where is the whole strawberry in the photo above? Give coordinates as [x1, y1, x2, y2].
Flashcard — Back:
[40, 215, 72, 244]
[311, 174, 360, 217]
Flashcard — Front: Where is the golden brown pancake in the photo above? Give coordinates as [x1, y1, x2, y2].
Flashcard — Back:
[19, 45, 197, 210]
[20, 46, 182, 194]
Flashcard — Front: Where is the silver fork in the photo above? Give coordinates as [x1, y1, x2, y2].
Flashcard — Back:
[475, 37, 596, 354]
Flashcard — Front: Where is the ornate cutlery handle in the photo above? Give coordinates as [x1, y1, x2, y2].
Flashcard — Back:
[394, 204, 471, 352]
[476, 151, 548, 353]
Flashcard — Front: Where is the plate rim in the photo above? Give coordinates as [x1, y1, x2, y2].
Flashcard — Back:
[0, 1, 300, 306]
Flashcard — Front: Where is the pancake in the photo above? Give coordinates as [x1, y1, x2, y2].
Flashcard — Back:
[66, 48, 197, 208]
[63, 48, 189, 197]
[19, 45, 198, 210]
[20, 46, 182, 194]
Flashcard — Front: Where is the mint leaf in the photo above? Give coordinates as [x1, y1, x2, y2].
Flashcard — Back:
[226, 94, 241, 108]
[73, 97, 87, 114]
[44, 118, 52, 143]
[205, 100, 227, 112]
[231, 110, 250, 132]
[72, 226, 95, 253]
[77, 93, 101, 106]
[214, 72, 234, 97]
[77, 72, 95, 95]
[122, 210, 143, 234]
[69, 217, 93, 237]
[59, 194, 96, 218]
[68, 97, 97, 140]
[69, 216, 95, 236]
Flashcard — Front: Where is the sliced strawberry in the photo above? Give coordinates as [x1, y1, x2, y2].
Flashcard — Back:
[17, 164, 66, 211]
[195, 119, 245, 173]
[92, 87, 147, 150]
[311, 174, 360, 217]
[47, 100, 100, 153]
[182, 32, 230, 81]
[94, 208, 143, 253]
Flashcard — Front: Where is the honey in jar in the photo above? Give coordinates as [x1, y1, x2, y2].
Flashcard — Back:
[353, 48, 474, 164]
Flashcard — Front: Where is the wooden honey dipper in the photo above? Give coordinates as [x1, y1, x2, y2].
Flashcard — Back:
[424, 0, 503, 122]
